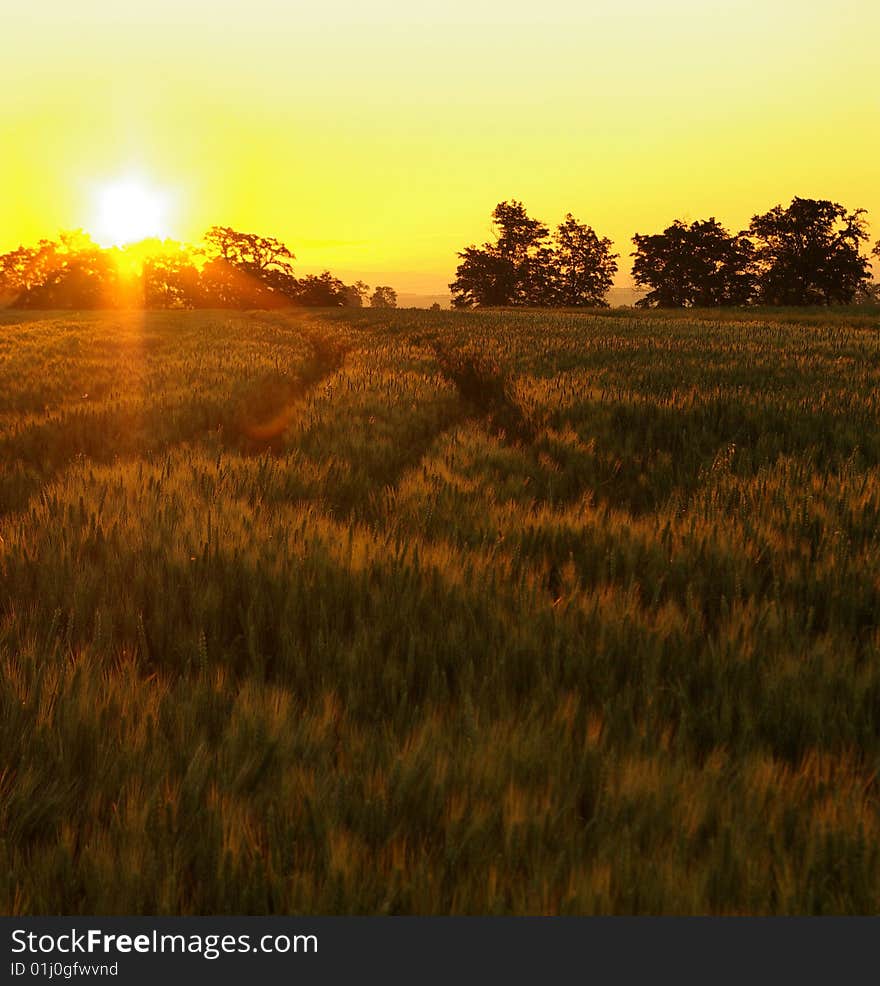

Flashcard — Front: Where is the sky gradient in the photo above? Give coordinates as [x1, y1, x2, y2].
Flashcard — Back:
[3, 1, 878, 297]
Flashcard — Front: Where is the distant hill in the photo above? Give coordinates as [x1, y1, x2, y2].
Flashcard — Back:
[396, 293, 453, 309]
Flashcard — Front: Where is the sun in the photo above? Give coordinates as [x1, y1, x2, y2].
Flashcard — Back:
[91, 174, 173, 247]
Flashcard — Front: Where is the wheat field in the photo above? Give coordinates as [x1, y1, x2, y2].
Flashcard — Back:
[2, 304, 880, 914]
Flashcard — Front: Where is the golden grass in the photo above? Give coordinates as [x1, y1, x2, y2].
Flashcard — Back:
[1, 305, 880, 913]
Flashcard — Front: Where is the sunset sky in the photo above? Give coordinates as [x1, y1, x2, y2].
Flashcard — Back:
[3, 0, 878, 297]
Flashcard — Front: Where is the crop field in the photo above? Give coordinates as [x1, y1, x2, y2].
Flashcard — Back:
[2, 304, 880, 915]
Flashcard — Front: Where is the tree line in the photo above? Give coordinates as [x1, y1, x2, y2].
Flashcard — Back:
[451, 198, 880, 309]
[2, 201, 878, 312]
[0, 226, 398, 310]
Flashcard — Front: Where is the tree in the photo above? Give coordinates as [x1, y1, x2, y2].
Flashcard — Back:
[370, 285, 397, 308]
[450, 245, 517, 308]
[450, 200, 551, 308]
[203, 225, 294, 275]
[201, 226, 297, 306]
[451, 202, 618, 308]
[748, 198, 870, 305]
[0, 225, 370, 312]
[631, 218, 756, 308]
[340, 280, 370, 307]
[10, 231, 120, 309]
[295, 271, 349, 306]
[549, 214, 619, 307]
[0, 240, 61, 302]
[854, 282, 880, 303]
[856, 240, 880, 303]
[489, 200, 553, 304]
[142, 246, 202, 308]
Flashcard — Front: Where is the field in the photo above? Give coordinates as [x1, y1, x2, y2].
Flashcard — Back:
[2, 304, 880, 914]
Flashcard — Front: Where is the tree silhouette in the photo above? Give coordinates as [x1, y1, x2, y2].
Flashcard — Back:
[370, 285, 397, 308]
[631, 219, 756, 308]
[296, 271, 350, 306]
[550, 214, 619, 307]
[0, 226, 381, 311]
[0, 240, 60, 301]
[143, 247, 202, 308]
[490, 200, 553, 305]
[2, 205, 873, 313]
[202, 226, 297, 305]
[0, 227, 377, 311]
[451, 202, 617, 308]
[203, 226, 294, 275]
[860, 241, 880, 302]
[748, 198, 870, 306]
[450, 245, 517, 308]
[10, 231, 120, 309]
[450, 201, 551, 307]
[340, 280, 370, 307]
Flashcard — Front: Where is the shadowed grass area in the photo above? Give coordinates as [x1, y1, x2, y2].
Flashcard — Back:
[2, 306, 880, 914]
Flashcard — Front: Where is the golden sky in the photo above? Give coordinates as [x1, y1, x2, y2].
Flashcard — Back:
[3, 0, 878, 296]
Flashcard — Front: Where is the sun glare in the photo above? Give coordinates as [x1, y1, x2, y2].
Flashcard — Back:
[91, 175, 173, 247]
